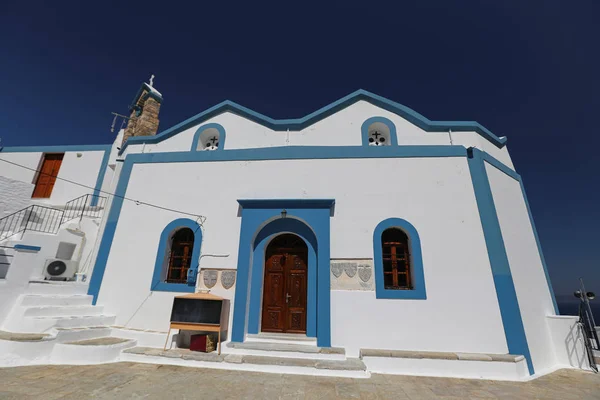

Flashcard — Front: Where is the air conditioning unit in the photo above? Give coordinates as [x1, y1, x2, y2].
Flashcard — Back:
[43, 259, 78, 281]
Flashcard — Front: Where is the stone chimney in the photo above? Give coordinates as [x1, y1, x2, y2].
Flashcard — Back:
[122, 77, 163, 145]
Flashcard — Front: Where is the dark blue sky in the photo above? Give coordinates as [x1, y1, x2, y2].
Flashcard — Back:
[1, 1, 598, 299]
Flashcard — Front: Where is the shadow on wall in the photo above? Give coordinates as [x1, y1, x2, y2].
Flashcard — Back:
[565, 323, 590, 369]
[0, 248, 9, 279]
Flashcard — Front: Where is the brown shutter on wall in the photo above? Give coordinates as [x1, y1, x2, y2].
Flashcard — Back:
[32, 153, 64, 198]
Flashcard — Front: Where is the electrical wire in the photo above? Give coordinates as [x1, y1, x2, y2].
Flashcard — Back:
[0, 157, 206, 224]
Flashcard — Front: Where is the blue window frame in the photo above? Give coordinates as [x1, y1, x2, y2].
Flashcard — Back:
[151, 218, 203, 292]
[191, 123, 226, 151]
[373, 218, 426, 299]
[361, 116, 398, 147]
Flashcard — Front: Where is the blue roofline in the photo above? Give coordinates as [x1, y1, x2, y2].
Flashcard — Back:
[119, 89, 507, 155]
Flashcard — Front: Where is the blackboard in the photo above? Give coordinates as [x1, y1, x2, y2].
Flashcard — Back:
[170, 298, 223, 325]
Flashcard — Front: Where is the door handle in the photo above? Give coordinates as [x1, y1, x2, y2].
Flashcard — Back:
[286, 293, 292, 304]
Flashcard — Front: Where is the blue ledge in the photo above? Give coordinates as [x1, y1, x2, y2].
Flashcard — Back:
[238, 199, 335, 209]
[14, 244, 41, 252]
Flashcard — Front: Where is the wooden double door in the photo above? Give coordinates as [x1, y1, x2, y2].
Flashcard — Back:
[261, 234, 308, 334]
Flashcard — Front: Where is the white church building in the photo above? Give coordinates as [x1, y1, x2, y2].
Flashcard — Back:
[0, 80, 590, 380]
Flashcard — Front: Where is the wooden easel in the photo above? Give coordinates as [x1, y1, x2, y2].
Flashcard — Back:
[164, 292, 229, 355]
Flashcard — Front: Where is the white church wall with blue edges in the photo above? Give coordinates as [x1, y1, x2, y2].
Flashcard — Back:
[92, 154, 508, 357]
[450, 131, 514, 169]
[486, 161, 558, 375]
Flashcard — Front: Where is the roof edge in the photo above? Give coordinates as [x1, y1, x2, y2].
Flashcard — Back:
[119, 89, 507, 155]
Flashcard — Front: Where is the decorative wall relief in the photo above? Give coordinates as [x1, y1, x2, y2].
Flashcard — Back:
[331, 264, 344, 278]
[221, 270, 236, 289]
[198, 269, 236, 290]
[203, 270, 218, 288]
[330, 259, 374, 290]
[358, 264, 372, 283]
[343, 263, 357, 278]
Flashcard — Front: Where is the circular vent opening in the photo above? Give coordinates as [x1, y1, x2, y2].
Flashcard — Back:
[47, 260, 67, 276]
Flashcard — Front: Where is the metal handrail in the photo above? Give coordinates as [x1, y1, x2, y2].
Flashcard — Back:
[0, 194, 107, 242]
[60, 194, 107, 225]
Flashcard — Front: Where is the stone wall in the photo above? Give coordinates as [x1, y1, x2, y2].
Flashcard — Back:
[122, 91, 161, 145]
[0, 175, 33, 218]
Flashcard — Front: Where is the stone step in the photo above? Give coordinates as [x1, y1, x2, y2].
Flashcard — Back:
[65, 337, 131, 346]
[227, 341, 345, 360]
[20, 294, 93, 307]
[26, 282, 88, 295]
[23, 305, 104, 317]
[360, 348, 529, 381]
[245, 333, 318, 346]
[121, 347, 368, 378]
[0, 330, 52, 342]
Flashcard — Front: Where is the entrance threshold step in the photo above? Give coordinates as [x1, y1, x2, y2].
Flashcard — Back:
[245, 333, 317, 345]
[228, 341, 344, 355]
[122, 347, 367, 377]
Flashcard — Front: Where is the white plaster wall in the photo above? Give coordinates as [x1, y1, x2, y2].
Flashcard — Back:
[123, 101, 505, 157]
[0, 176, 33, 217]
[486, 162, 557, 375]
[0, 151, 106, 205]
[546, 315, 590, 370]
[13, 218, 101, 280]
[451, 132, 514, 170]
[0, 250, 42, 327]
[97, 157, 507, 356]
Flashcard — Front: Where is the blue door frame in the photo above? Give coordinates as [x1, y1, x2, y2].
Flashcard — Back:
[231, 199, 334, 347]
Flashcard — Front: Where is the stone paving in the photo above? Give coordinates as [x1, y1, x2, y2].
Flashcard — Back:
[0, 362, 599, 399]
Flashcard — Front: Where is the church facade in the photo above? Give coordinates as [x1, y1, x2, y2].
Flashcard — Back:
[0, 81, 573, 379]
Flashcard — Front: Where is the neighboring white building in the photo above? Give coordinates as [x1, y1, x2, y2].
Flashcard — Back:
[0, 81, 588, 380]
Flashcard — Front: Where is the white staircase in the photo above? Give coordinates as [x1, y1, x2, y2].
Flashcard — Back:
[0, 281, 122, 366]
[2, 283, 116, 334]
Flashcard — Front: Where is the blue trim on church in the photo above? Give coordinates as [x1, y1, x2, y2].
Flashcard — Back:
[191, 123, 226, 151]
[150, 218, 202, 293]
[119, 89, 507, 154]
[372, 218, 426, 299]
[232, 199, 333, 347]
[467, 148, 534, 375]
[361, 117, 398, 147]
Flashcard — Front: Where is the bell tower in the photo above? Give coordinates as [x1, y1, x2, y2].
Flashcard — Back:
[122, 75, 163, 145]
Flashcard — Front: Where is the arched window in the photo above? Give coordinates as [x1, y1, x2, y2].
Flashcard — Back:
[361, 117, 398, 147]
[373, 218, 426, 299]
[381, 228, 412, 289]
[151, 218, 202, 293]
[166, 228, 194, 283]
[191, 123, 226, 151]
